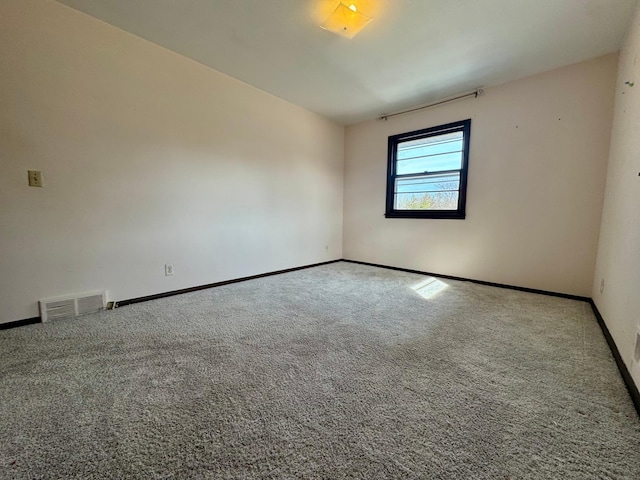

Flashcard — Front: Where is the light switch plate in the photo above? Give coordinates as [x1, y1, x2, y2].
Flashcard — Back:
[28, 170, 43, 187]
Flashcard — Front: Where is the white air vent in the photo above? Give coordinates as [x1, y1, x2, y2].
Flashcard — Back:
[39, 290, 106, 322]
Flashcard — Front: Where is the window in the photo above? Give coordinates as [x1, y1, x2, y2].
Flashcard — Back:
[385, 119, 471, 219]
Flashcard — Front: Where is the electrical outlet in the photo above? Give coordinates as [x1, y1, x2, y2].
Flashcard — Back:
[631, 325, 640, 387]
[28, 170, 43, 187]
[165, 264, 174, 276]
[600, 278, 605, 294]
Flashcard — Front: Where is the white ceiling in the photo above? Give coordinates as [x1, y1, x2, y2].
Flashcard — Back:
[55, 0, 638, 125]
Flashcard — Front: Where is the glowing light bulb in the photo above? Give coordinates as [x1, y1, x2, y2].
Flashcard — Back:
[349, 4, 357, 12]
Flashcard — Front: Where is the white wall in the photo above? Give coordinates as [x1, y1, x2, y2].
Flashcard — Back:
[343, 54, 618, 297]
[592, 4, 640, 388]
[0, 0, 344, 324]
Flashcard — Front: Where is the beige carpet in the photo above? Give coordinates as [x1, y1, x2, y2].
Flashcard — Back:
[1, 262, 639, 479]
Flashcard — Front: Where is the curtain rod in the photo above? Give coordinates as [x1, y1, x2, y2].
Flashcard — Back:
[379, 88, 484, 121]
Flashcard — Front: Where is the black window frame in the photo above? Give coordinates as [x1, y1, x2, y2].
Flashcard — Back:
[385, 119, 471, 219]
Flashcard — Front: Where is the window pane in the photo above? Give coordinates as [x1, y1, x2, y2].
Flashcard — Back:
[394, 172, 460, 210]
[396, 131, 463, 175]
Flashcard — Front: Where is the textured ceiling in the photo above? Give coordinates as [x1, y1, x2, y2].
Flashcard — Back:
[55, 0, 638, 125]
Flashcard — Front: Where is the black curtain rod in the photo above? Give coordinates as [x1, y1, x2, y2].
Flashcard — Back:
[379, 88, 483, 121]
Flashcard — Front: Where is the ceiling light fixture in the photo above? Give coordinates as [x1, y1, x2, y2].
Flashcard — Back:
[320, 2, 372, 39]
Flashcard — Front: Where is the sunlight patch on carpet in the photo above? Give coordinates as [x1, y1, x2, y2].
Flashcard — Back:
[412, 277, 448, 299]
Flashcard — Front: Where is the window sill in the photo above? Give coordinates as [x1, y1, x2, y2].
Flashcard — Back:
[385, 210, 466, 220]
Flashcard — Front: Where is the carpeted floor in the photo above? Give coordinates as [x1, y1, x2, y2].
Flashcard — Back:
[1, 262, 639, 479]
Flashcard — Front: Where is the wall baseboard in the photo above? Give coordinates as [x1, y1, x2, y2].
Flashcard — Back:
[0, 317, 41, 331]
[117, 259, 341, 307]
[342, 259, 590, 302]
[588, 300, 640, 417]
